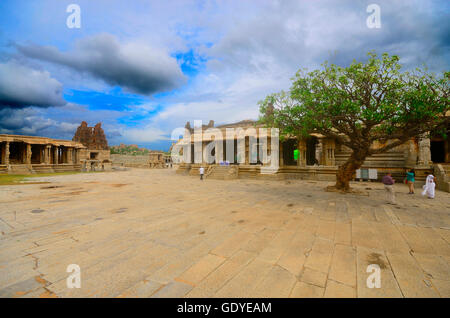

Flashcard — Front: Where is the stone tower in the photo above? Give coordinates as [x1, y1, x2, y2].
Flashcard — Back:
[73, 122, 109, 150]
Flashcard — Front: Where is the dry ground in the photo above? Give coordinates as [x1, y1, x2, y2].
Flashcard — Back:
[0, 168, 449, 298]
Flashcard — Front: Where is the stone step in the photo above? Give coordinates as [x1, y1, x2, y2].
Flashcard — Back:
[9, 165, 32, 174]
[32, 165, 55, 173]
[206, 166, 238, 180]
[0, 165, 8, 174]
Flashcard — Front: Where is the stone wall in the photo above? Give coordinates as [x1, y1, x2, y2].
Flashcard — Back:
[111, 154, 151, 168]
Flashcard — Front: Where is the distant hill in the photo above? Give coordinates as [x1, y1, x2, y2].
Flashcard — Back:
[110, 144, 150, 155]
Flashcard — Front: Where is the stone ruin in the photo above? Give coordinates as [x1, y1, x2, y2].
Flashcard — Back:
[73, 121, 109, 150]
[72, 121, 111, 171]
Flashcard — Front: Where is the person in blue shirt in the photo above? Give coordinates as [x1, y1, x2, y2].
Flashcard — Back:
[406, 169, 415, 194]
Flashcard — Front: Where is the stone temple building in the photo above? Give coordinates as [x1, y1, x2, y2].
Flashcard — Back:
[175, 119, 450, 192]
[0, 135, 85, 174]
[72, 121, 112, 171]
[0, 121, 112, 174]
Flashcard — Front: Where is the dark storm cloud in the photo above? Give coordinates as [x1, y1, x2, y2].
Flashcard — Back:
[0, 104, 123, 140]
[0, 107, 62, 136]
[209, 0, 450, 73]
[16, 33, 187, 95]
[0, 61, 65, 109]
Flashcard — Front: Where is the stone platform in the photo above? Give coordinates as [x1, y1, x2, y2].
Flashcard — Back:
[0, 168, 449, 297]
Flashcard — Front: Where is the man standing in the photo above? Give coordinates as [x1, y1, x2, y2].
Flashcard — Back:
[382, 172, 396, 205]
[199, 166, 204, 181]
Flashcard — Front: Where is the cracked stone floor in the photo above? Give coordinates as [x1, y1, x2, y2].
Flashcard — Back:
[0, 168, 449, 298]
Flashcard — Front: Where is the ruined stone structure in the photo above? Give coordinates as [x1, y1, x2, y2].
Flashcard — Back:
[175, 120, 450, 191]
[0, 134, 85, 174]
[73, 121, 109, 150]
[149, 151, 171, 168]
[111, 151, 171, 169]
[73, 122, 111, 171]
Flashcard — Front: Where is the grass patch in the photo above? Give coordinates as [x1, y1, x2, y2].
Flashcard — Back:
[0, 171, 95, 185]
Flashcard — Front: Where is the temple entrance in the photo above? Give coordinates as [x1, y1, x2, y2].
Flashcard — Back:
[9, 142, 24, 164]
[282, 139, 297, 166]
[306, 137, 318, 166]
[31, 145, 44, 164]
[431, 140, 446, 163]
[431, 124, 449, 163]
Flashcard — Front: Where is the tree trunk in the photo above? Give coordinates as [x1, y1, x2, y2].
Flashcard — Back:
[335, 150, 368, 191]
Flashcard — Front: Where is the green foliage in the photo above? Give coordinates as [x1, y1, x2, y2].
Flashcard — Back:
[259, 52, 449, 155]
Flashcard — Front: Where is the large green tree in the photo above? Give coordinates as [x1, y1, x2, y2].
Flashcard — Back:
[259, 52, 449, 191]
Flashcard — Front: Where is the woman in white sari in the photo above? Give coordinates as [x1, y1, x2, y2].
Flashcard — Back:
[422, 174, 436, 199]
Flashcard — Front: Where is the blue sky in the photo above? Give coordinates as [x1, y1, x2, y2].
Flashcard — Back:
[0, 0, 449, 151]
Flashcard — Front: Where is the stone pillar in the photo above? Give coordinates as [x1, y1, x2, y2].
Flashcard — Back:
[3, 142, 10, 165]
[245, 137, 249, 165]
[215, 139, 222, 164]
[316, 138, 324, 165]
[45, 145, 51, 164]
[298, 139, 307, 166]
[67, 148, 73, 164]
[417, 134, 431, 166]
[405, 139, 418, 167]
[201, 142, 207, 164]
[324, 138, 336, 166]
[54, 147, 59, 164]
[74, 149, 79, 164]
[25, 143, 32, 164]
[279, 142, 284, 167]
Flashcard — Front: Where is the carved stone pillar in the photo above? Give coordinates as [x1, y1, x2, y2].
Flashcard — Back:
[417, 134, 431, 166]
[45, 145, 51, 164]
[67, 148, 73, 164]
[215, 139, 222, 164]
[25, 143, 32, 164]
[3, 142, 9, 165]
[324, 138, 336, 166]
[54, 147, 59, 164]
[245, 137, 249, 165]
[74, 149, 79, 164]
[316, 138, 324, 166]
[405, 139, 418, 167]
[298, 139, 307, 166]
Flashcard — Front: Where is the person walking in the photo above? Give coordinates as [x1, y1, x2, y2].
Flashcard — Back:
[199, 166, 204, 181]
[422, 173, 436, 199]
[382, 172, 396, 205]
[405, 169, 415, 194]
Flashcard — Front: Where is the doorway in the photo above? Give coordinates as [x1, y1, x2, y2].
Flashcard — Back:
[431, 140, 445, 163]
[306, 137, 318, 166]
[282, 139, 297, 166]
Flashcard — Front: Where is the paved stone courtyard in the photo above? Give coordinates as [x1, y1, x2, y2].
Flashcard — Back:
[0, 168, 449, 298]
